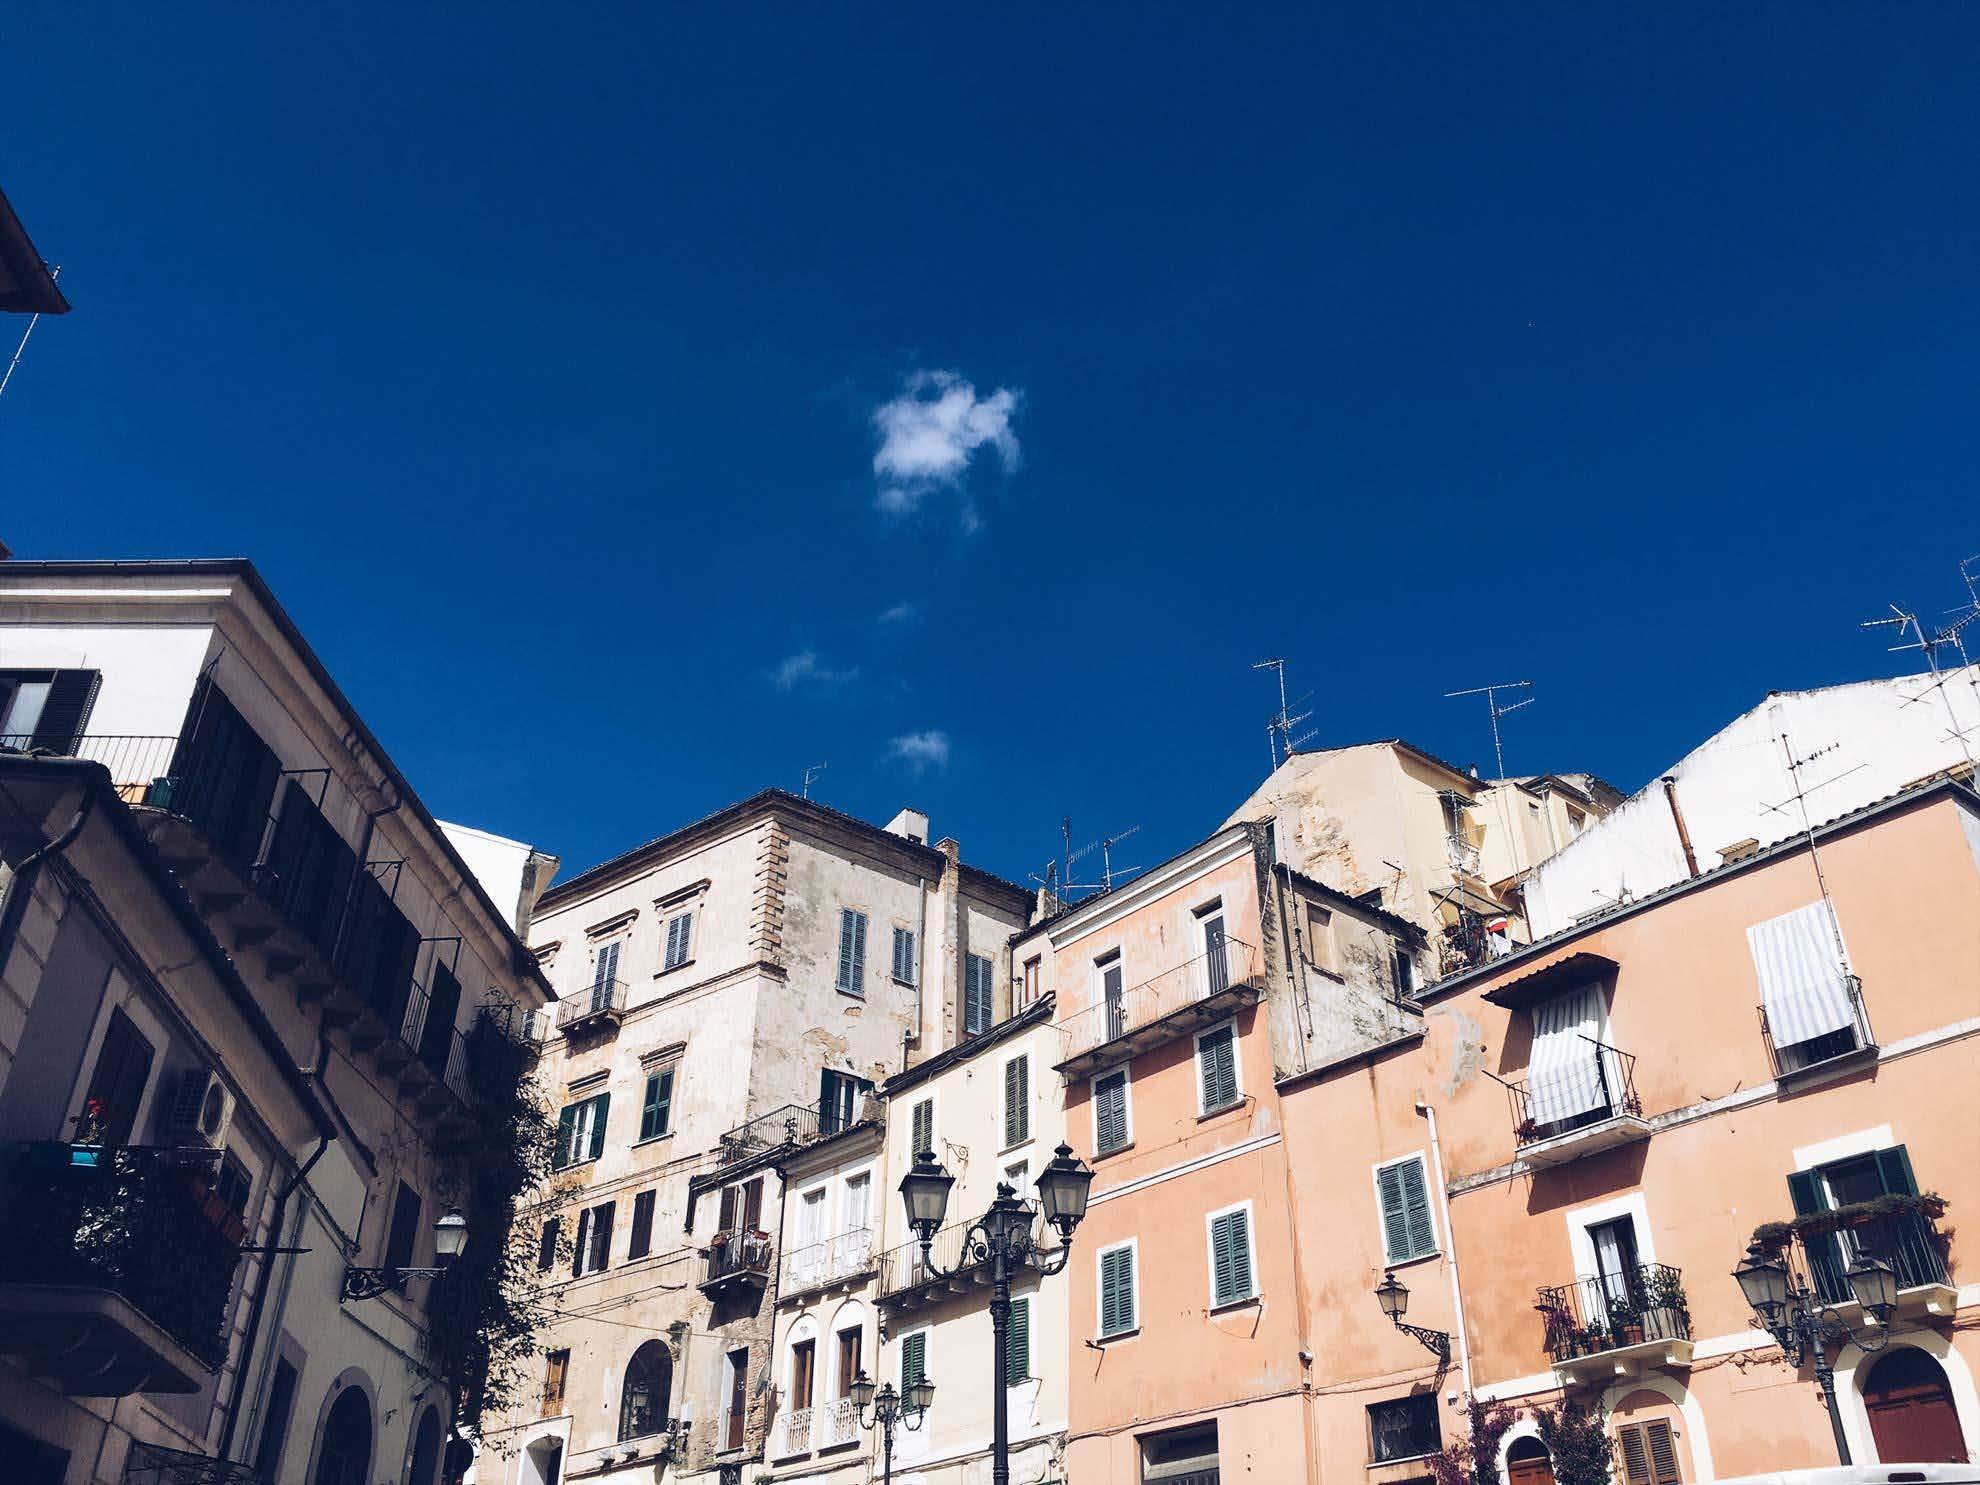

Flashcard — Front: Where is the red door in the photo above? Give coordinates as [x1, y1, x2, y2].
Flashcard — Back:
[1507, 1439, 1557, 1485]
[1865, 1349, 1970, 1464]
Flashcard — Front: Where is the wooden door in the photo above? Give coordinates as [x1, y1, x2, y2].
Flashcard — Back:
[1865, 1349, 1970, 1463]
[1507, 1439, 1556, 1485]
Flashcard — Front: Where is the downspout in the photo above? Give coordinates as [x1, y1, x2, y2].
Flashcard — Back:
[1414, 1100, 1472, 1399]
[1660, 776, 1700, 880]
[0, 784, 96, 978]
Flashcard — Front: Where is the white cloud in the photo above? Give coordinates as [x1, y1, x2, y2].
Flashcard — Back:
[872, 370, 1021, 522]
[878, 600, 922, 626]
[886, 729, 951, 772]
[771, 650, 858, 693]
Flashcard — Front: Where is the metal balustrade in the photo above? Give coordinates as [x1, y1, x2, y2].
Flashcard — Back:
[818, 1396, 858, 1450]
[1758, 979, 1876, 1080]
[702, 1229, 774, 1291]
[717, 1103, 825, 1165]
[1505, 1036, 1642, 1147]
[779, 1228, 876, 1295]
[776, 1406, 813, 1458]
[1536, 1263, 1690, 1365]
[556, 977, 628, 1032]
[876, 1208, 1047, 1304]
[0, 733, 181, 800]
[1055, 937, 1260, 1066]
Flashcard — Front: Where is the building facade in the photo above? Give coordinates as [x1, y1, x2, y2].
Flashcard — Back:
[0, 559, 551, 1485]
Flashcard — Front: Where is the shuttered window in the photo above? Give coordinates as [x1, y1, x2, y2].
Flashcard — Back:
[910, 1099, 934, 1157]
[1098, 1244, 1137, 1337]
[892, 926, 917, 984]
[663, 911, 693, 971]
[0, 667, 101, 752]
[1209, 1207, 1255, 1307]
[1617, 1419, 1681, 1484]
[1005, 1296, 1031, 1386]
[900, 1331, 927, 1391]
[965, 954, 995, 1034]
[640, 1069, 674, 1141]
[1093, 1069, 1130, 1154]
[629, 1190, 656, 1260]
[1004, 1056, 1030, 1147]
[537, 1216, 561, 1272]
[1198, 1023, 1239, 1112]
[838, 910, 868, 995]
[1375, 1155, 1436, 1264]
[554, 1092, 610, 1169]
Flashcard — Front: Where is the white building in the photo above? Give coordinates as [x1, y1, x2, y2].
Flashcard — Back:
[0, 559, 552, 1485]
[1522, 669, 1980, 937]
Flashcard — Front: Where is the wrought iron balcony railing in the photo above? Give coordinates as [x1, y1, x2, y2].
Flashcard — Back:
[775, 1405, 814, 1458]
[1758, 978, 1876, 1081]
[716, 1102, 826, 1165]
[7, 1143, 244, 1370]
[0, 733, 181, 801]
[556, 978, 628, 1032]
[1799, 1207, 1951, 1308]
[779, 1228, 876, 1296]
[124, 1441, 267, 1485]
[1055, 937, 1260, 1068]
[702, 1228, 774, 1290]
[876, 1208, 1049, 1305]
[817, 1396, 858, 1450]
[1505, 1037, 1642, 1148]
[1536, 1262, 1690, 1366]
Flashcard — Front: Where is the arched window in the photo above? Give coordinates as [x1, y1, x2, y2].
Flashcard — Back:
[406, 1406, 443, 1485]
[620, 1341, 674, 1442]
[1506, 1435, 1556, 1485]
[1864, 1347, 1969, 1464]
[313, 1388, 374, 1485]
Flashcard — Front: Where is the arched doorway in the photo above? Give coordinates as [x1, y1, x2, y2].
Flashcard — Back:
[620, 1340, 674, 1441]
[1864, 1347, 1970, 1463]
[406, 1406, 443, 1485]
[1506, 1435, 1556, 1485]
[314, 1388, 374, 1485]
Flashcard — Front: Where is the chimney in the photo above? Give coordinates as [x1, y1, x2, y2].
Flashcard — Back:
[884, 807, 929, 845]
[1661, 776, 1700, 879]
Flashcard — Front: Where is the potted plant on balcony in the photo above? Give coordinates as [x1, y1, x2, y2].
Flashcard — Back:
[1642, 1268, 1688, 1341]
[1515, 1117, 1541, 1145]
[1604, 1290, 1644, 1347]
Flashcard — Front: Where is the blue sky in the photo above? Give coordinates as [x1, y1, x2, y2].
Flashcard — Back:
[3, 5, 1976, 886]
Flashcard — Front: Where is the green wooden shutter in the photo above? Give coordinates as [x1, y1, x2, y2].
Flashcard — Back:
[911, 1099, 933, 1156]
[592, 1201, 616, 1272]
[1211, 1209, 1253, 1305]
[572, 1207, 591, 1277]
[588, 1092, 610, 1161]
[1787, 1169, 1848, 1301]
[900, 1331, 926, 1390]
[554, 1104, 577, 1170]
[1399, 1158, 1435, 1259]
[1005, 1057, 1029, 1147]
[1100, 1247, 1136, 1335]
[537, 1216, 560, 1272]
[1199, 1025, 1237, 1110]
[641, 1070, 673, 1141]
[1874, 1144, 1918, 1196]
[1005, 1296, 1031, 1385]
[629, 1191, 655, 1259]
[1377, 1161, 1411, 1263]
[1095, 1071, 1128, 1152]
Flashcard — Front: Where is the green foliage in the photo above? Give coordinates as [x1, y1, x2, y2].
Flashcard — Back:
[1428, 1394, 1519, 1485]
[1751, 1190, 1946, 1249]
[1532, 1397, 1613, 1485]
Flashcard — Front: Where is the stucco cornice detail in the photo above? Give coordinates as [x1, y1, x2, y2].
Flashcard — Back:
[1025, 826, 1254, 951]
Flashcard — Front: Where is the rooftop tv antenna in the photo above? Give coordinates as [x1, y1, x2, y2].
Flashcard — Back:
[801, 762, 827, 799]
[1444, 679, 1534, 780]
[1253, 657, 1316, 768]
[1060, 818, 1144, 896]
[0, 266, 60, 411]
[1862, 599, 1977, 764]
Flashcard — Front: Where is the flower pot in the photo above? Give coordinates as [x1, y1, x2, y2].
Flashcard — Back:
[1619, 1322, 1645, 1345]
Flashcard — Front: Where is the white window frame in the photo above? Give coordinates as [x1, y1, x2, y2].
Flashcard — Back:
[1094, 1236, 1141, 1340]
[1370, 1151, 1440, 1266]
[1092, 948, 1124, 1022]
[1003, 1158, 1030, 1191]
[661, 908, 696, 973]
[1089, 1062, 1134, 1156]
[891, 924, 919, 987]
[1192, 1018, 1243, 1116]
[906, 1094, 937, 1160]
[839, 1164, 876, 1237]
[1203, 1198, 1260, 1309]
[1303, 900, 1338, 977]
[1563, 1192, 1656, 1281]
[1001, 1050, 1033, 1152]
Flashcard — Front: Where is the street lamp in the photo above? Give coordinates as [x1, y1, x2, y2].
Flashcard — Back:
[849, 1368, 933, 1485]
[1733, 1238, 1889, 1464]
[1372, 1270, 1451, 1365]
[342, 1208, 471, 1300]
[898, 1142, 1094, 1485]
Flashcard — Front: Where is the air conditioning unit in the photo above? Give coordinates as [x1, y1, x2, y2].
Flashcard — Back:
[169, 1067, 235, 1148]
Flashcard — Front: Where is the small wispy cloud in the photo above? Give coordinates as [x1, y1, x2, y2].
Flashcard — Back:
[877, 600, 922, 627]
[872, 370, 1021, 526]
[771, 650, 859, 693]
[886, 729, 951, 773]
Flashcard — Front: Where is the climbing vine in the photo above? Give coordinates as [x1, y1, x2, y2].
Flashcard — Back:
[1532, 1397, 1614, 1485]
[1428, 1394, 1520, 1485]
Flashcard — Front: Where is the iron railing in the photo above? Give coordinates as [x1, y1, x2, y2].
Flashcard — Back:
[1445, 832, 1483, 878]
[556, 978, 629, 1030]
[1505, 1036, 1641, 1146]
[7, 1143, 243, 1369]
[1800, 1209, 1951, 1307]
[779, 1228, 876, 1295]
[1758, 978, 1875, 1079]
[0, 733, 181, 800]
[1536, 1263, 1690, 1363]
[717, 1102, 825, 1164]
[876, 1207, 1047, 1301]
[1056, 937, 1260, 1062]
[123, 1441, 266, 1485]
[818, 1396, 858, 1450]
[775, 1406, 814, 1458]
[703, 1229, 774, 1288]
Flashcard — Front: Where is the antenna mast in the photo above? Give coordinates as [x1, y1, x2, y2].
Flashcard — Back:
[1862, 598, 1978, 765]
[1253, 657, 1315, 768]
[1444, 679, 1534, 779]
[801, 762, 828, 799]
[0, 266, 60, 411]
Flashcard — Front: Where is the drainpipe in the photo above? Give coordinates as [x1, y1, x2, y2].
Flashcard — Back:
[1414, 1100, 1472, 1398]
[1660, 777, 1699, 881]
[0, 784, 96, 979]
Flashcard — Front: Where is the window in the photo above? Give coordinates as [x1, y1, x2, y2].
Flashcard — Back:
[0, 667, 99, 752]
[1374, 1155, 1437, 1265]
[537, 1216, 561, 1272]
[836, 1327, 862, 1398]
[1141, 1423, 1219, 1484]
[1021, 955, 1041, 1008]
[628, 1190, 656, 1260]
[1099, 952, 1125, 1040]
[1005, 1295, 1031, 1385]
[1567, 806, 1587, 835]
[1098, 1241, 1138, 1338]
[1196, 1022, 1240, 1114]
[892, 926, 918, 985]
[1616, 1420, 1681, 1484]
[384, 1181, 422, 1271]
[843, 1171, 872, 1233]
[819, 1069, 874, 1135]
[1525, 985, 1612, 1132]
[1790, 1144, 1934, 1301]
[1368, 1394, 1439, 1463]
[724, 1350, 748, 1450]
[589, 939, 623, 1008]
[910, 1098, 934, 1157]
[790, 1337, 816, 1410]
[1004, 1054, 1030, 1147]
[1207, 1204, 1256, 1307]
[717, 1176, 765, 1235]
[1199, 904, 1231, 993]
[965, 954, 995, 1035]
[1392, 949, 1415, 1000]
[572, 1200, 615, 1277]
[662, 910, 694, 972]
[1586, 1216, 1641, 1312]
[251, 1357, 300, 1484]
[1092, 1067, 1131, 1155]
[1004, 1159, 1029, 1191]
[543, 1349, 570, 1417]
[837, 909, 868, 995]
[1748, 901, 1866, 1071]
[640, 1069, 675, 1141]
[619, 1340, 672, 1442]
[214, 1151, 253, 1216]
[554, 1091, 610, 1169]
[79, 1007, 154, 1146]
[899, 1330, 927, 1390]
[1304, 903, 1337, 976]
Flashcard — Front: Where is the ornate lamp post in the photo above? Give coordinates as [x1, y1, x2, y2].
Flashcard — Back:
[849, 1368, 934, 1485]
[1373, 1270, 1452, 1365]
[342, 1209, 470, 1300]
[1732, 1239, 1895, 1464]
[897, 1142, 1094, 1485]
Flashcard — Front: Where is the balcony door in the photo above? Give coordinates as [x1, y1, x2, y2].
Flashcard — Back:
[1863, 1348, 1969, 1464]
[312, 1387, 374, 1485]
[590, 941, 621, 1012]
[1527, 986, 1611, 1135]
[1100, 954, 1125, 1041]
[1198, 906, 1229, 995]
[1587, 1217, 1641, 1314]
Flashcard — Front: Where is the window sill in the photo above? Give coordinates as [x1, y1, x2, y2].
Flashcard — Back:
[552, 1155, 602, 1175]
[1369, 1452, 1438, 1471]
[1383, 1249, 1442, 1273]
[634, 1131, 675, 1149]
[1093, 1142, 1135, 1161]
[655, 958, 695, 978]
[1307, 963, 1346, 984]
[892, 975, 918, 989]
[1197, 1099, 1244, 1123]
[836, 986, 865, 1000]
[1093, 1327, 1140, 1346]
[1209, 1294, 1261, 1315]
[999, 1136, 1035, 1159]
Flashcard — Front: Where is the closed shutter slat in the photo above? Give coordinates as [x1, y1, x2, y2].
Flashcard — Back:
[1378, 1162, 1411, 1262]
[1400, 1159, 1435, 1258]
[589, 1092, 610, 1162]
[1647, 1420, 1680, 1484]
[1618, 1424, 1650, 1485]
[901, 1332, 926, 1390]
[1005, 1296, 1030, 1385]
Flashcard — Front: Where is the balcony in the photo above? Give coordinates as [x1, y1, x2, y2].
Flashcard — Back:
[1054, 937, 1262, 1079]
[779, 1229, 877, 1301]
[775, 1405, 814, 1459]
[125, 1442, 265, 1485]
[701, 1229, 773, 1296]
[1536, 1263, 1694, 1385]
[715, 1102, 833, 1169]
[0, 1144, 244, 1395]
[556, 978, 628, 1036]
[1759, 980, 1878, 1089]
[1799, 1205, 1956, 1321]
[0, 733, 180, 804]
[1504, 1037, 1650, 1169]
[876, 1209, 1049, 1311]
[817, 1396, 859, 1451]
